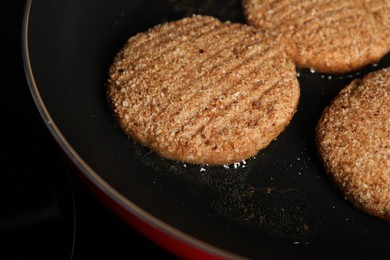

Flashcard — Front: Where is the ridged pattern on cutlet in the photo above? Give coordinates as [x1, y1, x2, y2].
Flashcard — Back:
[107, 15, 300, 165]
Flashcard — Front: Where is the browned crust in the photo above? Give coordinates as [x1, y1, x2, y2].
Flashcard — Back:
[107, 15, 300, 165]
[242, 0, 390, 74]
[316, 67, 390, 222]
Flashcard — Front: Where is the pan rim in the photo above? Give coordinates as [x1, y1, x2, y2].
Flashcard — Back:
[21, 0, 244, 258]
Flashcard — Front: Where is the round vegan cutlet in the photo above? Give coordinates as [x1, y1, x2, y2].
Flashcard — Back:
[316, 67, 390, 222]
[242, 0, 390, 74]
[107, 15, 300, 165]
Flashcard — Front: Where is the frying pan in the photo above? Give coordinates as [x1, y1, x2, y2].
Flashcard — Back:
[23, 0, 390, 258]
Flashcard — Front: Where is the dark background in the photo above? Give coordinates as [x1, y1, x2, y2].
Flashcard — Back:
[1, 1, 175, 259]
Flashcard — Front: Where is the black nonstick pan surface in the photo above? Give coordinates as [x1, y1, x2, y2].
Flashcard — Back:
[24, 0, 390, 258]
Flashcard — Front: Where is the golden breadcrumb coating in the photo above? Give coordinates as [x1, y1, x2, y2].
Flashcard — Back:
[242, 0, 390, 73]
[107, 15, 300, 165]
[317, 67, 390, 222]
